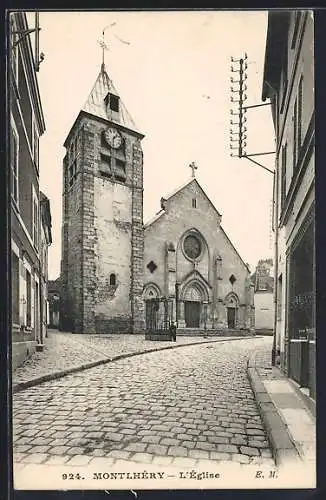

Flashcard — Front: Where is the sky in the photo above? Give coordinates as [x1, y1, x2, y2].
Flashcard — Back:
[30, 10, 275, 280]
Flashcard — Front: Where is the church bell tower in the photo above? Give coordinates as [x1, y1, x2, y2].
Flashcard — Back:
[60, 61, 145, 334]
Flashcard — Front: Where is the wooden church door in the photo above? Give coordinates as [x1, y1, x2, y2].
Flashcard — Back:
[185, 301, 201, 328]
[227, 307, 236, 329]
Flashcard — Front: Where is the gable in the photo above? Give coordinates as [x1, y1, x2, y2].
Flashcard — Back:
[144, 178, 221, 229]
[219, 227, 250, 273]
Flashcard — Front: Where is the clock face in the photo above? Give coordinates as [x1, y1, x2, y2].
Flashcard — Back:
[184, 234, 202, 260]
[105, 128, 122, 149]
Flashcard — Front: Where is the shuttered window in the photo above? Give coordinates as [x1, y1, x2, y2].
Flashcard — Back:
[10, 123, 19, 204]
[12, 251, 20, 324]
[281, 143, 287, 211]
[26, 269, 32, 327]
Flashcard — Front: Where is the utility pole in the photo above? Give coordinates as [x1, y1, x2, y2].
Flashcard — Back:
[229, 52, 277, 365]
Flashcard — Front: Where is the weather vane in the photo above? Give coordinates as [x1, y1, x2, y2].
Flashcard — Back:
[98, 22, 131, 72]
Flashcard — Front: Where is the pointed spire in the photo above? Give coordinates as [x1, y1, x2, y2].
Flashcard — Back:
[98, 30, 108, 74]
[82, 63, 141, 134]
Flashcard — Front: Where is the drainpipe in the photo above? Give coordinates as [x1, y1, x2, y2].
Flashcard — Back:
[265, 85, 278, 367]
[272, 163, 278, 366]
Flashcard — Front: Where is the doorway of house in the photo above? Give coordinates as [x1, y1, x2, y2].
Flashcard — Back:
[185, 301, 201, 328]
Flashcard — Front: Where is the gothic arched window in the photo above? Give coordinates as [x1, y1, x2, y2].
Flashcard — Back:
[110, 273, 116, 286]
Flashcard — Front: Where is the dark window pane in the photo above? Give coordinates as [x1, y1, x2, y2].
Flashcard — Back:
[110, 95, 119, 112]
[12, 252, 19, 324]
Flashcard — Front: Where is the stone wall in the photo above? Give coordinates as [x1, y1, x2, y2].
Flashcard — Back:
[144, 180, 251, 331]
[60, 106, 145, 334]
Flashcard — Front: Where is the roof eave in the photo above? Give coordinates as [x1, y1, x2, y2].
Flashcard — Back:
[261, 11, 291, 101]
[63, 110, 145, 148]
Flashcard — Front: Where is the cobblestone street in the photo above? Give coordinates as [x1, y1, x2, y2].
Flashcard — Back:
[13, 336, 274, 471]
[13, 331, 251, 386]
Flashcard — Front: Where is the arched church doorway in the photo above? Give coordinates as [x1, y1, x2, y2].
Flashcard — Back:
[143, 284, 161, 331]
[184, 284, 202, 328]
[225, 293, 239, 329]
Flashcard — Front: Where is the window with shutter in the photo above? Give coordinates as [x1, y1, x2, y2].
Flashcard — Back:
[12, 251, 20, 324]
[26, 269, 32, 327]
[32, 118, 39, 167]
[10, 123, 19, 204]
[32, 186, 39, 249]
[293, 100, 298, 171]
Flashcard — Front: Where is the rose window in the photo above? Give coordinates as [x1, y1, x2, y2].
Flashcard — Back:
[183, 234, 202, 260]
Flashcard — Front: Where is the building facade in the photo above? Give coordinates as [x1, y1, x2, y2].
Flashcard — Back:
[262, 11, 315, 399]
[251, 259, 274, 333]
[40, 192, 53, 342]
[10, 12, 47, 368]
[144, 178, 255, 333]
[47, 279, 61, 329]
[59, 62, 145, 334]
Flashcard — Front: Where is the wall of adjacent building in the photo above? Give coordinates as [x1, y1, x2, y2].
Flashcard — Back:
[254, 292, 274, 330]
[10, 12, 46, 369]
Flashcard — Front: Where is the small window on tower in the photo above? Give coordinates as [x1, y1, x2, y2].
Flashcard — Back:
[115, 159, 126, 182]
[109, 273, 116, 286]
[192, 198, 197, 208]
[110, 95, 119, 112]
[100, 153, 112, 178]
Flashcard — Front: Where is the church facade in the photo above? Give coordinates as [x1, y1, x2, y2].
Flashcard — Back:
[144, 178, 255, 333]
[59, 63, 254, 334]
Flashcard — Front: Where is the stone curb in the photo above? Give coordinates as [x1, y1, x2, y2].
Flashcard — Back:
[247, 355, 302, 467]
[13, 335, 258, 394]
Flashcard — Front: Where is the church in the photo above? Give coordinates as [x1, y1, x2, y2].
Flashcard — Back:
[59, 61, 255, 335]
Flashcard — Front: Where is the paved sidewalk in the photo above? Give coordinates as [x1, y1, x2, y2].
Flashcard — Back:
[247, 344, 316, 477]
[13, 330, 256, 392]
